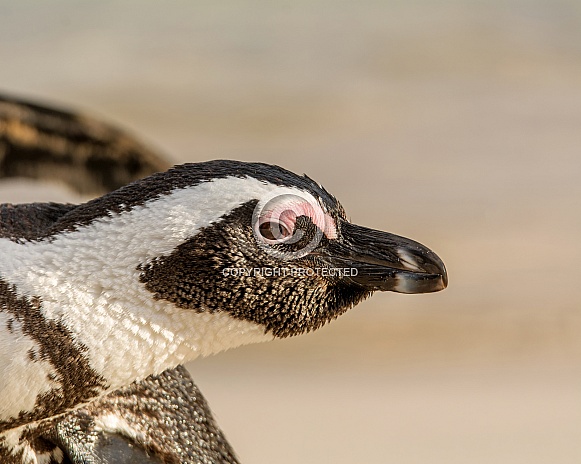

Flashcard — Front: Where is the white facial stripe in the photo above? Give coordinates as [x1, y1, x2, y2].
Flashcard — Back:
[0, 176, 304, 406]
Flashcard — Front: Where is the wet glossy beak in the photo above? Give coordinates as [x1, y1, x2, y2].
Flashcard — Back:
[321, 220, 448, 294]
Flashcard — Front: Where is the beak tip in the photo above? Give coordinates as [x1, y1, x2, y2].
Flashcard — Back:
[393, 271, 447, 294]
[331, 220, 448, 295]
[441, 268, 449, 289]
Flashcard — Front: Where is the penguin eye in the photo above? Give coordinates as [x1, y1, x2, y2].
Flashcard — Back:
[259, 220, 293, 242]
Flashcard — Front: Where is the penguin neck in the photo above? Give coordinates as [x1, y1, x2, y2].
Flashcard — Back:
[0, 178, 278, 400]
[0, 238, 272, 403]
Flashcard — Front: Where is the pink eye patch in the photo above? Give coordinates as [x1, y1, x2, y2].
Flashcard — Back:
[259, 196, 337, 240]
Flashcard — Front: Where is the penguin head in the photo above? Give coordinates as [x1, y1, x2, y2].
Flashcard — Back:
[133, 161, 447, 338]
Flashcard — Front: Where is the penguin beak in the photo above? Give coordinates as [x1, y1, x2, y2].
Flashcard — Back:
[320, 220, 448, 294]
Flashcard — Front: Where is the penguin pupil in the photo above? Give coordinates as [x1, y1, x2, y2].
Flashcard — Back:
[259, 221, 291, 241]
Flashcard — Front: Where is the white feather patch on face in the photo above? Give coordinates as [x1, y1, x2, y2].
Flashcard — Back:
[1, 176, 329, 404]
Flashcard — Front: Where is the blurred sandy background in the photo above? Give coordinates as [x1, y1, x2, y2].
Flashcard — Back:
[0, 1, 580, 463]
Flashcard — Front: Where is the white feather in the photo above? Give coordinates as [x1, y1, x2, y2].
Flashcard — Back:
[0, 176, 330, 421]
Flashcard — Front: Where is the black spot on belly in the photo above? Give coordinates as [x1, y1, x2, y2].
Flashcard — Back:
[0, 278, 107, 433]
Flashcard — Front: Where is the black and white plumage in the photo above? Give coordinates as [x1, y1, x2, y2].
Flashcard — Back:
[0, 94, 447, 463]
[0, 93, 171, 195]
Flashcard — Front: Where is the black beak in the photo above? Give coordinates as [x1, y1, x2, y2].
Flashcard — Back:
[320, 220, 447, 294]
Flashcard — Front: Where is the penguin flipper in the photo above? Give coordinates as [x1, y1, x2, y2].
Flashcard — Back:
[50, 365, 239, 464]
[54, 426, 162, 464]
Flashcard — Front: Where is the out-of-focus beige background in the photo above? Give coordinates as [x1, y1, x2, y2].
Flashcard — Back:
[1, 1, 580, 463]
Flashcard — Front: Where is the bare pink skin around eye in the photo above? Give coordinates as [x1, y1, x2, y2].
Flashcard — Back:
[261, 199, 338, 240]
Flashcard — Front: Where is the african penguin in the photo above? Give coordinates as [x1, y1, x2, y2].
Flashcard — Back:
[0, 94, 447, 463]
[0, 93, 171, 195]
